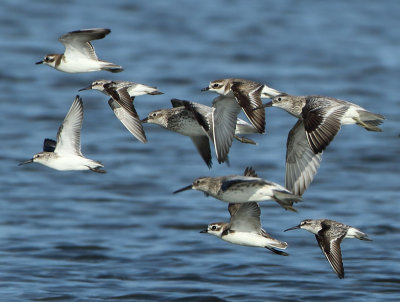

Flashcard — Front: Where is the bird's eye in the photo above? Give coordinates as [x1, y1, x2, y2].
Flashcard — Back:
[212, 83, 219, 88]
[211, 225, 217, 230]
[277, 97, 281, 101]
[152, 113, 157, 117]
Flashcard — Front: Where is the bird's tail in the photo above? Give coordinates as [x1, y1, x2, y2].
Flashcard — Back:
[234, 135, 257, 145]
[265, 246, 289, 256]
[273, 190, 302, 212]
[101, 62, 124, 73]
[354, 110, 385, 132]
[356, 230, 372, 241]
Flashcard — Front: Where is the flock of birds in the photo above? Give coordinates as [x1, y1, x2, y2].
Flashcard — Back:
[20, 28, 385, 279]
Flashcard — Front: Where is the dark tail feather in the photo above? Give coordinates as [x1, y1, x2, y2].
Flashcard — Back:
[266, 246, 289, 256]
[101, 63, 124, 73]
[89, 166, 107, 173]
[148, 91, 164, 95]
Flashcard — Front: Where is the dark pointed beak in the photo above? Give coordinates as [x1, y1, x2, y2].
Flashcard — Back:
[284, 225, 301, 232]
[141, 117, 148, 123]
[78, 85, 92, 91]
[35, 60, 43, 65]
[200, 229, 208, 233]
[201, 87, 209, 92]
[18, 159, 33, 166]
[173, 184, 193, 194]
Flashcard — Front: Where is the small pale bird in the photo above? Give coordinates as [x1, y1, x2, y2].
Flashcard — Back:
[285, 219, 372, 279]
[19, 96, 105, 173]
[201, 78, 280, 162]
[142, 98, 258, 168]
[174, 166, 302, 212]
[259, 93, 384, 196]
[202, 78, 281, 134]
[79, 79, 163, 143]
[36, 28, 123, 73]
[201, 202, 288, 256]
[263, 93, 385, 154]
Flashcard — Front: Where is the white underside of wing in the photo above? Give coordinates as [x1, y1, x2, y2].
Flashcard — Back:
[285, 120, 323, 196]
[55, 97, 83, 156]
[212, 95, 241, 163]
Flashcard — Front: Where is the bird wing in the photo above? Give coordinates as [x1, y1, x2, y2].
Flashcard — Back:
[243, 166, 258, 177]
[302, 97, 347, 153]
[60, 28, 110, 60]
[189, 136, 212, 168]
[229, 202, 261, 233]
[211, 95, 241, 163]
[316, 222, 347, 279]
[55, 96, 83, 156]
[108, 98, 147, 143]
[220, 176, 265, 192]
[285, 119, 323, 196]
[43, 138, 57, 152]
[104, 82, 138, 118]
[230, 81, 265, 133]
[170, 98, 185, 108]
[181, 100, 212, 134]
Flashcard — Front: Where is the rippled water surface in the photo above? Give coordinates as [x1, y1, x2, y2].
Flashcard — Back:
[1, 0, 399, 301]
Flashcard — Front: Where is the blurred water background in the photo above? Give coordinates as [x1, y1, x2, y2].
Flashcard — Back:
[0, 0, 399, 301]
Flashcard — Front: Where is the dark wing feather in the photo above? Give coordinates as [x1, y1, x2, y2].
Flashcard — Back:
[103, 83, 138, 118]
[231, 81, 265, 133]
[221, 177, 263, 192]
[302, 98, 347, 153]
[316, 222, 346, 279]
[243, 166, 258, 177]
[190, 136, 212, 168]
[170, 98, 185, 108]
[182, 100, 211, 133]
[43, 138, 57, 152]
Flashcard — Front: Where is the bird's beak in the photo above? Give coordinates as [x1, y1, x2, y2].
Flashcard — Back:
[18, 158, 33, 166]
[284, 225, 301, 232]
[35, 60, 43, 65]
[173, 184, 193, 194]
[78, 85, 92, 91]
[201, 87, 209, 92]
[200, 229, 208, 233]
[141, 117, 148, 123]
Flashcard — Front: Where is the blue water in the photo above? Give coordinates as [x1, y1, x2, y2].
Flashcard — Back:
[1, 0, 399, 301]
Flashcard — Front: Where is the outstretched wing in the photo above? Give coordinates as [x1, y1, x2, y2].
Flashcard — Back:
[285, 119, 322, 196]
[231, 81, 265, 133]
[108, 98, 147, 143]
[55, 96, 83, 156]
[316, 222, 347, 279]
[104, 82, 138, 118]
[229, 202, 261, 233]
[302, 97, 347, 153]
[212, 95, 241, 163]
[60, 28, 110, 60]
